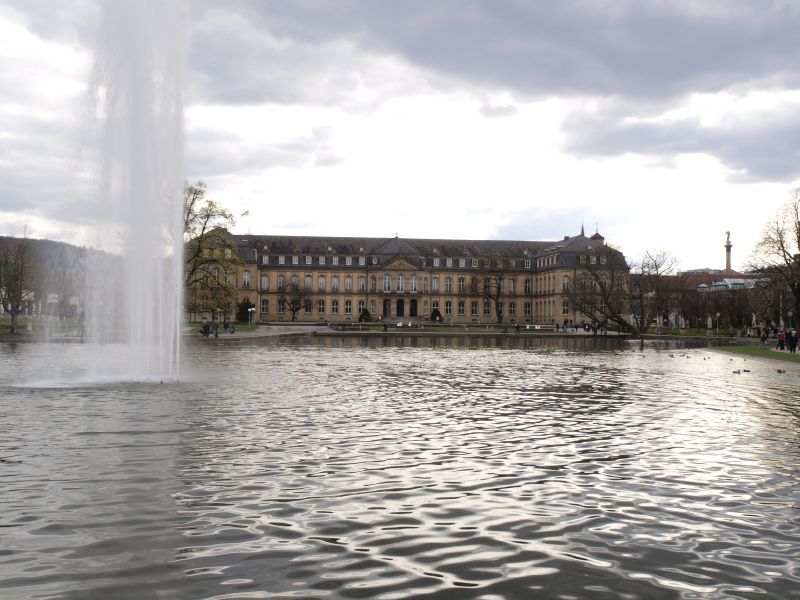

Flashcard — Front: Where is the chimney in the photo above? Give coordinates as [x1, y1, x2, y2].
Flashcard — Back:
[725, 231, 732, 271]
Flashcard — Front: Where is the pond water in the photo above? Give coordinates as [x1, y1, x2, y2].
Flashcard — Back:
[1, 337, 799, 599]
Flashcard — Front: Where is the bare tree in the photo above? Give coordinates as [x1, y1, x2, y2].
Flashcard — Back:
[0, 236, 35, 334]
[183, 181, 239, 318]
[278, 281, 311, 322]
[479, 255, 511, 323]
[567, 245, 635, 332]
[750, 189, 800, 322]
[630, 250, 679, 331]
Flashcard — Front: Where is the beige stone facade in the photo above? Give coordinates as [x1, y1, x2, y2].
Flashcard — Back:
[228, 229, 625, 326]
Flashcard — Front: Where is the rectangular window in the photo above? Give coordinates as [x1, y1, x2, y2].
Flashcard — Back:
[432, 300, 439, 311]
[278, 299, 285, 313]
[509, 259, 516, 268]
[279, 255, 286, 265]
[432, 278, 439, 292]
[345, 256, 352, 266]
[278, 274, 285, 288]
[484, 302, 491, 316]
[304, 275, 312, 289]
[433, 258, 440, 267]
[509, 302, 516, 316]
[345, 277, 353, 291]
[261, 275, 269, 290]
[590, 255, 597, 264]
[262, 255, 269, 265]
[472, 258, 478, 268]
[225, 248, 232, 258]
[292, 255, 299, 265]
[358, 300, 365, 314]
[318, 300, 325, 314]
[305, 256, 312, 265]
[458, 277, 465, 292]
[525, 302, 532, 317]
[318, 275, 326, 291]
[445, 277, 452, 293]
[471, 301, 478, 316]
[396, 275, 404, 292]
[458, 301, 465, 316]
[242, 271, 250, 287]
[345, 299, 352, 314]
[459, 258, 465, 268]
[305, 300, 312, 314]
[383, 276, 391, 292]
[370, 300, 376, 315]
[260, 299, 268, 313]
[358, 277, 366, 291]
[524, 259, 531, 269]
[446, 258, 453, 268]
[332, 276, 339, 291]
[509, 278, 516, 293]
[331, 300, 339, 314]
[319, 255, 326, 265]
[563, 301, 570, 316]
[524, 279, 531, 293]
[411, 275, 418, 292]
[332, 256, 339, 266]
[359, 256, 365, 266]
[445, 301, 452, 315]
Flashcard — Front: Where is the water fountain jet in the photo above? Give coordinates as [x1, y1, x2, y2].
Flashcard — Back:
[83, 0, 188, 381]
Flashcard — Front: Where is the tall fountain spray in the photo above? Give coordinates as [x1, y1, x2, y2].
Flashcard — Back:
[85, 0, 188, 380]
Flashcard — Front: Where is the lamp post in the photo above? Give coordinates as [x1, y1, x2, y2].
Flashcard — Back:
[715, 312, 720, 336]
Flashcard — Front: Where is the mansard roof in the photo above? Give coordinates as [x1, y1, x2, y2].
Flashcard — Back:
[231, 229, 627, 268]
[235, 233, 554, 258]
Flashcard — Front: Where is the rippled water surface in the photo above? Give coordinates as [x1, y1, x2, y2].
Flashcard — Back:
[2, 338, 799, 599]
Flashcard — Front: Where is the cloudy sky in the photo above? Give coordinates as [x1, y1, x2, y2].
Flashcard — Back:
[2, 0, 800, 271]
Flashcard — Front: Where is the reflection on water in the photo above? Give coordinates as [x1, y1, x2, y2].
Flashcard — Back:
[1, 338, 799, 599]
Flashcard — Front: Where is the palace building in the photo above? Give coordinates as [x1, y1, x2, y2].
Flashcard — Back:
[195, 227, 627, 325]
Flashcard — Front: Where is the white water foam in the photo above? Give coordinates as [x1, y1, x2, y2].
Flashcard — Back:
[84, 0, 187, 380]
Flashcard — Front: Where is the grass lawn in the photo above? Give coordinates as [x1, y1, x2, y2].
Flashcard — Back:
[713, 345, 800, 364]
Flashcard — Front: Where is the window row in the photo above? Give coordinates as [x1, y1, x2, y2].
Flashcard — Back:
[252, 272, 533, 294]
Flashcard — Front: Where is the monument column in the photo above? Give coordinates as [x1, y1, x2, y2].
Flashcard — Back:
[725, 232, 732, 271]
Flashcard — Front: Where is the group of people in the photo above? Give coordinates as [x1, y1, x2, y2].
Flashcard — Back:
[770, 328, 798, 353]
[200, 320, 234, 338]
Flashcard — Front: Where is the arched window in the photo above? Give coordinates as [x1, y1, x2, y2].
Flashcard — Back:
[445, 276, 452, 293]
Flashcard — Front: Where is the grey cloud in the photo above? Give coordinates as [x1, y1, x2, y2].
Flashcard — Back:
[479, 104, 518, 118]
[208, 0, 800, 102]
[563, 101, 800, 182]
[186, 1, 800, 184]
[186, 126, 343, 178]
